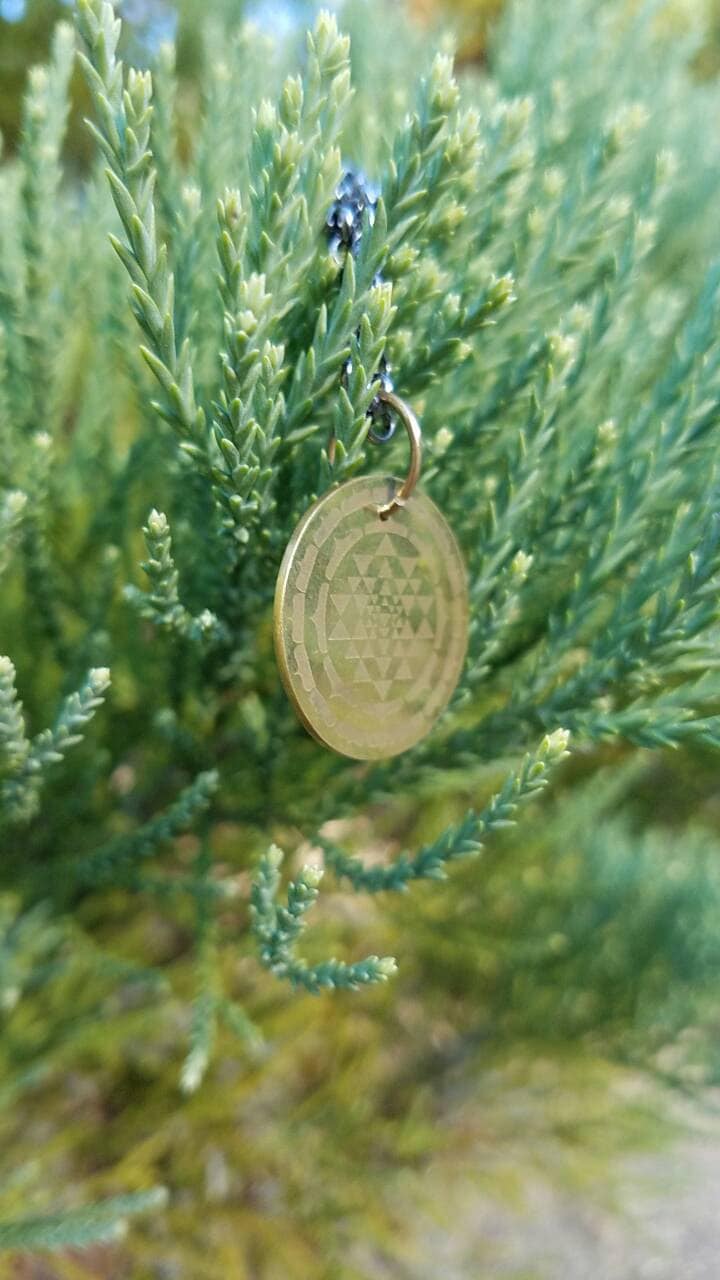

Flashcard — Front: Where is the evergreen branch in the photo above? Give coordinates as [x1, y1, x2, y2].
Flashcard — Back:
[251, 846, 397, 993]
[150, 41, 181, 245]
[171, 183, 204, 350]
[462, 549, 533, 691]
[124, 510, 227, 645]
[463, 352, 578, 617]
[217, 999, 265, 1055]
[245, 11, 350, 281]
[4, 0, 720, 1121]
[531, 497, 720, 718]
[0, 491, 27, 580]
[322, 730, 570, 892]
[0, 323, 13, 470]
[30, 670, 111, 771]
[0, 669, 110, 828]
[20, 431, 66, 664]
[75, 0, 207, 451]
[75, 770, 219, 886]
[131, 870, 235, 903]
[193, 21, 267, 211]
[0, 1189, 168, 1253]
[181, 845, 218, 1094]
[211, 199, 285, 543]
[232, 8, 351, 350]
[397, 271, 515, 393]
[282, 257, 393, 444]
[201, 9, 356, 545]
[383, 53, 461, 259]
[327, 302, 397, 479]
[18, 21, 74, 434]
[562, 681, 720, 750]
[0, 658, 30, 779]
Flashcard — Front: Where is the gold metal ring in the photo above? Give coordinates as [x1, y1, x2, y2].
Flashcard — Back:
[375, 390, 422, 520]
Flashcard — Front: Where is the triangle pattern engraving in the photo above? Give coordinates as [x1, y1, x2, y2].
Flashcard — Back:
[376, 534, 396, 557]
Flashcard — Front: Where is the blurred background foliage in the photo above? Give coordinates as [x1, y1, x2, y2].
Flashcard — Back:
[3, 0, 720, 1276]
[2, 0, 720, 170]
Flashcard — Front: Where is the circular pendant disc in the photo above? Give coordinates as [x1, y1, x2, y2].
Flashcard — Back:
[274, 475, 468, 760]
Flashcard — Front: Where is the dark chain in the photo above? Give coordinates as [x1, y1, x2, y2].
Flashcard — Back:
[325, 169, 396, 443]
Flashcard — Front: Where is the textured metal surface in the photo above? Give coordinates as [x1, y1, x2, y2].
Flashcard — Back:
[274, 476, 468, 760]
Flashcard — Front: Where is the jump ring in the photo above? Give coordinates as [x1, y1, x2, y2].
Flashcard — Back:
[375, 390, 422, 520]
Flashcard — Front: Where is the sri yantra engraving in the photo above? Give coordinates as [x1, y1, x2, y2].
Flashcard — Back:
[275, 476, 468, 760]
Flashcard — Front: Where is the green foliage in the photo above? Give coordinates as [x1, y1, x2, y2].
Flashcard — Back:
[0, 660, 110, 828]
[251, 842, 398, 991]
[323, 727, 569, 890]
[123, 508, 227, 644]
[2, 0, 720, 1265]
[0, 1189, 168, 1252]
[401, 761, 720, 1074]
[75, 766, 218, 886]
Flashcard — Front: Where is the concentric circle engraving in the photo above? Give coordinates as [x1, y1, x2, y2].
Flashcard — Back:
[274, 475, 468, 760]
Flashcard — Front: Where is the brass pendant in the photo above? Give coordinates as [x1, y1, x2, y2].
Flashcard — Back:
[274, 394, 468, 760]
